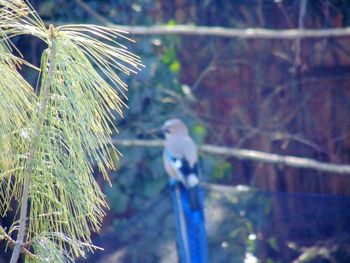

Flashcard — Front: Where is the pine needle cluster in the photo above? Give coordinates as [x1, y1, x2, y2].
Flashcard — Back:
[0, 1, 142, 262]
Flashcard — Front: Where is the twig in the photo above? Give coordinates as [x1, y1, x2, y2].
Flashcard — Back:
[200, 182, 250, 194]
[191, 53, 218, 92]
[75, 0, 111, 25]
[74, 0, 350, 39]
[293, 0, 307, 70]
[112, 139, 350, 174]
[0, 227, 36, 259]
[277, 2, 293, 28]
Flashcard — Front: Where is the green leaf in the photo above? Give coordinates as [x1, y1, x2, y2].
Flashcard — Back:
[170, 60, 181, 73]
[167, 19, 177, 26]
[191, 123, 207, 144]
[214, 161, 233, 180]
[161, 47, 176, 64]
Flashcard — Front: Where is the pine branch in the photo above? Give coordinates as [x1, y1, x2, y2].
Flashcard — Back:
[112, 139, 350, 174]
[10, 24, 57, 263]
[1, 1, 142, 261]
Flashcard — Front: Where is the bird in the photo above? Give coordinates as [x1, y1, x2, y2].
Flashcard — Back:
[161, 118, 201, 210]
[160, 118, 208, 263]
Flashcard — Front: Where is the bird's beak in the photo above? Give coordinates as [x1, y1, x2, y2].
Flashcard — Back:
[154, 128, 165, 139]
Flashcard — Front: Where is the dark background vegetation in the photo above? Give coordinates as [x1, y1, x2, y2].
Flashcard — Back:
[1, 0, 350, 262]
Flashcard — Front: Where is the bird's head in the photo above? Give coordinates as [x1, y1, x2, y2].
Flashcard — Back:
[161, 118, 189, 138]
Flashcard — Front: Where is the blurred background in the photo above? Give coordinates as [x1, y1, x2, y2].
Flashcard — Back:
[1, 0, 350, 262]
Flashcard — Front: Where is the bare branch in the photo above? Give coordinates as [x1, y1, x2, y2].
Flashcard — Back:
[82, 23, 350, 40]
[112, 139, 350, 174]
[75, 0, 350, 39]
[200, 182, 251, 194]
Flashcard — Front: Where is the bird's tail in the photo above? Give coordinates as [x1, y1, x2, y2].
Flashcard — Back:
[170, 179, 208, 263]
[188, 186, 201, 211]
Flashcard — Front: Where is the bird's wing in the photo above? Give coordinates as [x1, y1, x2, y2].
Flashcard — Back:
[164, 149, 188, 186]
[164, 150, 199, 188]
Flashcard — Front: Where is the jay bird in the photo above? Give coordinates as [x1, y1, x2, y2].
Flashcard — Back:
[160, 119, 208, 263]
[160, 118, 201, 210]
